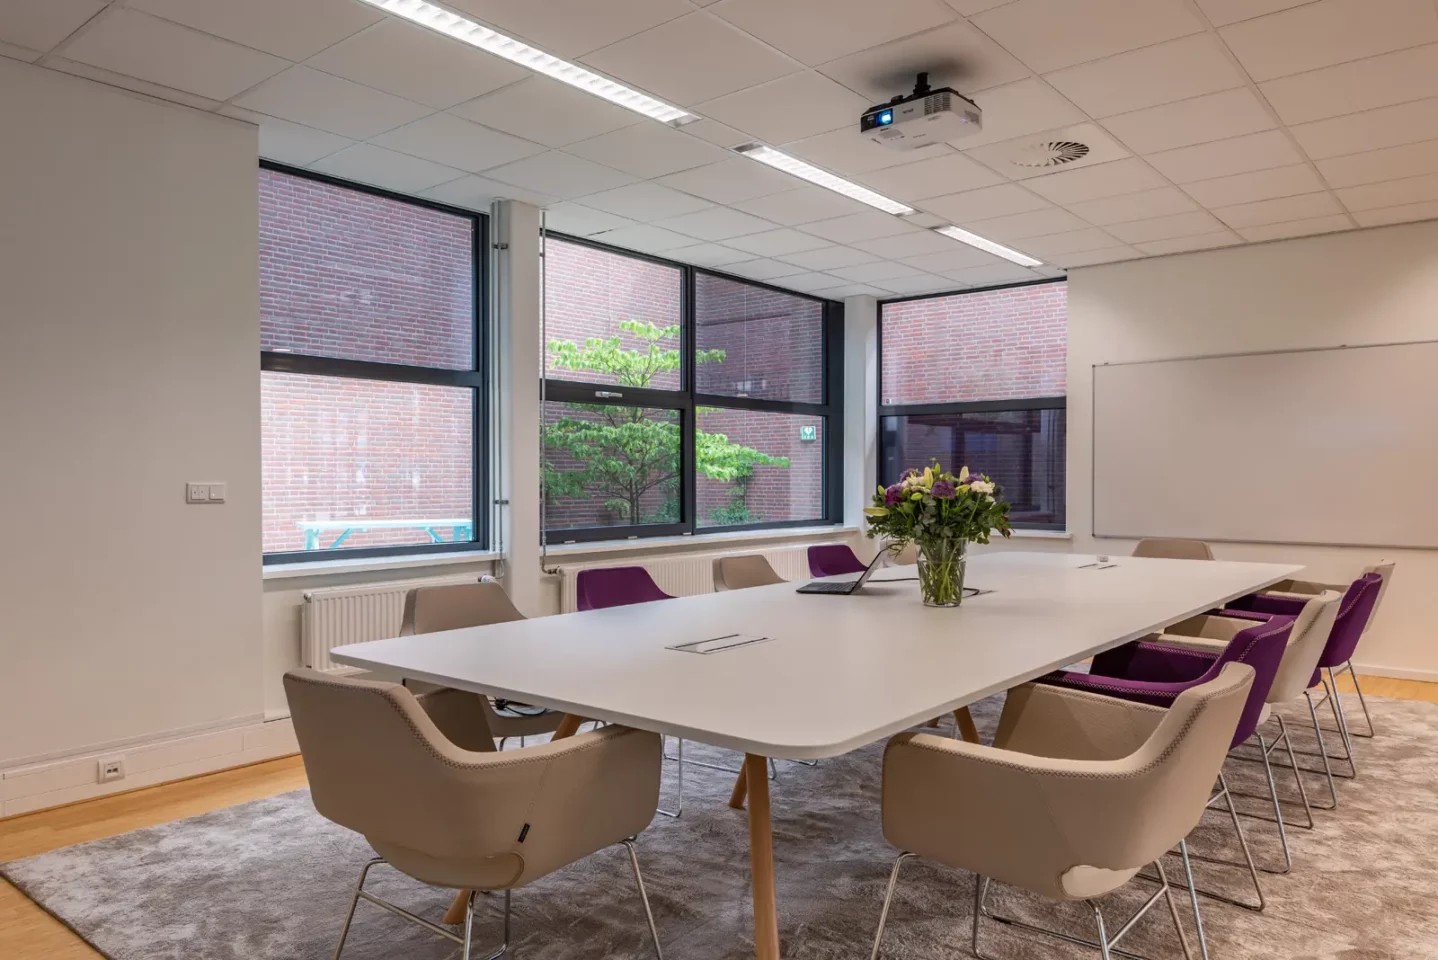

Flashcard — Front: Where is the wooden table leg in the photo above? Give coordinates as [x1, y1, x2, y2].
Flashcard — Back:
[444, 713, 586, 923]
[745, 753, 781, 960]
[728, 761, 749, 809]
[954, 706, 981, 744]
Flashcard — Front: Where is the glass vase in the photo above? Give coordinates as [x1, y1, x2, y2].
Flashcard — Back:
[916, 539, 967, 607]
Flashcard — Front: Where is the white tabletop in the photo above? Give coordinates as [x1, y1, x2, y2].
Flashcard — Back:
[331, 552, 1301, 760]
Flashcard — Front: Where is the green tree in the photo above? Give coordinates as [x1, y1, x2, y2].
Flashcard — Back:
[545, 320, 790, 524]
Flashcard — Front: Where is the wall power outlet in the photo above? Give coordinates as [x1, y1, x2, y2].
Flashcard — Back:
[97, 755, 126, 783]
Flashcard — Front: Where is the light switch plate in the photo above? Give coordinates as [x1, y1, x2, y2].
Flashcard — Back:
[186, 483, 209, 503]
[208, 482, 226, 502]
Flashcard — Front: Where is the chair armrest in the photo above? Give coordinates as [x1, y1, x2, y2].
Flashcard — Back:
[994, 682, 1168, 761]
[1162, 613, 1252, 643]
[1090, 640, 1217, 684]
[415, 688, 498, 752]
[1153, 634, 1226, 654]
[1036, 668, 1199, 708]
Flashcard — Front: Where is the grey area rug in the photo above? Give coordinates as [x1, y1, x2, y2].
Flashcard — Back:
[6, 694, 1438, 960]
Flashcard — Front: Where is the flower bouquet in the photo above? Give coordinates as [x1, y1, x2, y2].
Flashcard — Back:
[863, 462, 1012, 607]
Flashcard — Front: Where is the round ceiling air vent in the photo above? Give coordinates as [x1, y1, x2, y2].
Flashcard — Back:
[1009, 140, 1090, 168]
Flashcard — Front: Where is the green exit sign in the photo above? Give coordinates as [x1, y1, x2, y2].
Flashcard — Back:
[799, 425, 817, 442]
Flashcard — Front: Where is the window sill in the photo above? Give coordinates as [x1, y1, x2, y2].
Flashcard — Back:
[1007, 529, 1072, 540]
[262, 548, 504, 581]
[542, 524, 858, 563]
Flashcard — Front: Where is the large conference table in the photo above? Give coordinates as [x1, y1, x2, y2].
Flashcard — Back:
[331, 551, 1302, 959]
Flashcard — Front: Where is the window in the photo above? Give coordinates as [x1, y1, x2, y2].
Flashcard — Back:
[260, 164, 485, 561]
[542, 236, 842, 543]
[878, 280, 1067, 530]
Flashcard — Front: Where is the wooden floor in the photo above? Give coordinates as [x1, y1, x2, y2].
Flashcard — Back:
[3, 676, 1435, 959]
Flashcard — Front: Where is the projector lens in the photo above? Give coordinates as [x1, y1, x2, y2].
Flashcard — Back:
[878, 110, 893, 125]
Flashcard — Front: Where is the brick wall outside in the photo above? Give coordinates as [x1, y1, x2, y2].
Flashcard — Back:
[879, 283, 1069, 526]
[880, 282, 1067, 404]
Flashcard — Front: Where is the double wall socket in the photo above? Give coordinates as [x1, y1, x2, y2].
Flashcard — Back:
[186, 482, 226, 503]
[97, 755, 126, 783]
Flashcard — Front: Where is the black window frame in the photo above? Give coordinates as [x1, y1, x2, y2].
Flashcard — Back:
[876, 277, 1067, 532]
[541, 232, 844, 545]
[259, 161, 489, 564]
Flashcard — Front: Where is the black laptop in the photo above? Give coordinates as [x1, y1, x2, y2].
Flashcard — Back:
[796, 552, 885, 595]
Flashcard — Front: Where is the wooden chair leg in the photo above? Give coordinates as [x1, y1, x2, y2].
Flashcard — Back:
[954, 706, 981, 744]
[443, 712, 586, 923]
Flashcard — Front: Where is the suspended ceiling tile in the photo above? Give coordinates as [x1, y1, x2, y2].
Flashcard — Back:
[798, 211, 921, 243]
[729, 186, 871, 225]
[1050, 245, 1142, 267]
[710, 0, 956, 66]
[815, 19, 1028, 101]
[921, 183, 1052, 221]
[370, 113, 546, 174]
[939, 263, 1038, 286]
[541, 202, 641, 237]
[1144, 130, 1304, 183]
[774, 245, 880, 270]
[1011, 227, 1124, 257]
[304, 19, 529, 110]
[563, 122, 731, 179]
[873, 273, 962, 295]
[1335, 172, 1438, 211]
[700, 71, 871, 145]
[1315, 139, 1438, 188]
[959, 207, 1089, 241]
[723, 258, 810, 280]
[1101, 88, 1276, 154]
[62, 8, 288, 101]
[580, 12, 801, 106]
[856, 153, 1006, 202]
[1023, 158, 1168, 204]
[1044, 33, 1245, 119]
[724, 228, 833, 256]
[945, 78, 1086, 149]
[1134, 231, 1242, 255]
[1193, 0, 1312, 28]
[1106, 210, 1228, 243]
[782, 127, 953, 176]
[247, 115, 353, 166]
[1258, 43, 1438, 126]
[1064, 187, 1200, 226]
[128, 0, 379, 61]
[1289, 95, 1438, 160]
[1350, 199, 1438, 226]
[969, 0, 1204, 74]
[1236, 214, 1354, 241]
[595, 224, 700, 254]
[852, 230, 965, 258]
[661, 243, 758, 267]
[1211, 191, 1345, 227]
[449, 76, 643, 148]
[446, 0, 693, 58]
[652, 206, 779, 241]
[655, 158, 801, 205]
[310, 144, 466, 194]
[0, 0, 106, 53]
[482, 150, 636, 200]
[809, 282, 891, 298]
[420, 174, 556, 211]
[1182, 163, 1327, 208]
[899, 247, 1009, 272]
[826, 261, 927, 283]
[1218, 0, 1438, 83]
[579, 182, 715, 219]
[233, 66, 432, 140]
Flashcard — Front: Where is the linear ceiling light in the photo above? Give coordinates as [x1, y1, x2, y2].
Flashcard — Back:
[733, 143, 916, 216]
[356, 0, 695, 124]
[933, 225, 1043, 267]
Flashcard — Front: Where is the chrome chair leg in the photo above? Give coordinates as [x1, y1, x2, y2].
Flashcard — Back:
[978, 869, 1181, 960]
[460, 890, 478, 960]
[333, 858, 508, 960]
[332, 857, 382, 960]
[1178, 841, 1209, 960]
[1305, 688, 1340, 809]
[1344, 660, 1377, 737]
[870, 852, 914, 960]
[1325, 670, 1358, 774]
[1151, 774, 1265, 912]
[1275, 714, 1314, 829]
[1154, 858, 1194, 960]
[663, 738, 777, 779]
[657, 736, 683, 819]
[1092, 902, 1113, 960]
[622, 839, 664, 960]
[1256, 730, 1293, 874]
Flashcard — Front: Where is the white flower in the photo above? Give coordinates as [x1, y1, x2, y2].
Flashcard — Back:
[969, 480, 995, 495]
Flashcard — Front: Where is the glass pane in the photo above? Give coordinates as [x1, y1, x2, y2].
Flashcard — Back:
[881, 408, 1066, 527]
[542, 401, 680, 532]
[880, 282, 1067, 404]
[697, 409, 824, 527]
[695, 274, 824, 403]
[261, 372, 474, 554]
[544, 239, 683, 391]
[259, 168, 474, 369]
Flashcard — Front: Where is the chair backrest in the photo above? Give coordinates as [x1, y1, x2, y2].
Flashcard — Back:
[401, 581, 524, 635]
[807, 543, 867, 577]
[1131, 538, 1214, 560]
[1268, 591, 1341, 703]
[1200, 617, 1290, 746]
[575, 565, 673, 611]
[1318, 573, 1384, 669]
[712, 554, 785, 591]
[1360, 560, 1394, 635]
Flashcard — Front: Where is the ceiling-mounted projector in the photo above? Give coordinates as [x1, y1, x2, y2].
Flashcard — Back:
[861, 72, 981, 150]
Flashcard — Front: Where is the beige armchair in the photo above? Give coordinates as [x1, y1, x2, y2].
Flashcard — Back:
[285, 668, 664, 960]
[1132, 538, 1215, 560]
[712, 554, 785, 591]
[400, 581, 562, 742]
[870, 664, 1255, 960]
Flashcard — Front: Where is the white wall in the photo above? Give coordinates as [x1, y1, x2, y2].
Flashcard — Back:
[0, 60, 264, 765]
[1067, 219, 1438, 680]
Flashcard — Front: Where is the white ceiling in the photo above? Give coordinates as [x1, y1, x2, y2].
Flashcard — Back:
[6, 0, 1438, 298]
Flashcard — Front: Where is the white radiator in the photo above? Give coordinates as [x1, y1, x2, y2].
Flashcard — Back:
[553, 542, 851, 613]
[301, 574, 485, 672]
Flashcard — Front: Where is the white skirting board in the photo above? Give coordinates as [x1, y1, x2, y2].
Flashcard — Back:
[1352, 661, 1438, 683]
[0, 717, 299, 818]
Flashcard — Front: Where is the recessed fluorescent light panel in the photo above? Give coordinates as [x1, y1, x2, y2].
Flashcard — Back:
[933, 225, 1043, 267]
[733, 144, 916, 216]
[356, 0, 695, 124]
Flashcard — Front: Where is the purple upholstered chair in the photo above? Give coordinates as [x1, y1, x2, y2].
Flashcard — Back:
[575, 566, 673, 612]
[1037, 617, 1293, 912]
[807, 544, 867, 577]
[1226, 572, 1383, 798]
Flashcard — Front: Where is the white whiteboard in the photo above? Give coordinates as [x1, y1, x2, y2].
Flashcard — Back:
[1092, 341, 1438, 549]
